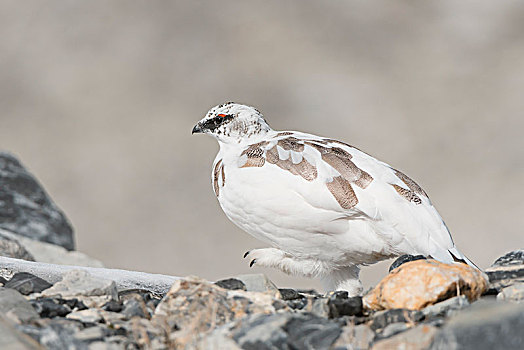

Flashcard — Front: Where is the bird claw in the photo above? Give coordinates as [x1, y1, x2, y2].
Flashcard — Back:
[249, 259, 257, 267]
[243, 250, 251, 259]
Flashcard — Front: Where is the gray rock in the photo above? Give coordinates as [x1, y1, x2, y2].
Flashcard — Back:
[215, 278, 247, 291]
[30, 298, 73, 318]
[0, 314, 43, 350]
[0, 152, 74, 250]
[422, 295, 470, 319]
[311, 298, 330, 318]
[232, 313, 341, 350]
[497, 283, 524, 302]
[0, 231, 34, 261]
[234, 274, 279, 293]
[332, 324, 375, 350]
[18, 319, 85, 350]
[0, 229, 103, 267]
[378, 322, 409, 339]
[73, 326, 107, 342]
[327, 291, 363, 318]
[66, 309, 103, 324]
[485, 263, 524, 292]
[370, 309, 424, 332]
[4, 272, 52, 295]
[492, 250, 524, 267]
[430, 300, 524, 350]
[122, 298, 148, 319]
[373, 324, 438, 350]
[41, 270, 118, 300]
[0, 287, 39, 323]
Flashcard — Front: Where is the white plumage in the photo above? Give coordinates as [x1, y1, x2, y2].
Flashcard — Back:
[192, 102, 476, 296]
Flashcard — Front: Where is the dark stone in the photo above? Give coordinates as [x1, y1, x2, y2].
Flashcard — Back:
[491, 250, 524, 267]
[4, 272, 52, 295]
[486, 269, 524, 283]
[233, 313, 341, 350]
[62, 298, 88, 311]
[0, 276, 7, 285]
[215, 278, 247, 291]
[0, 232, 35, 261]
[278, 288, 302, 300]
[17, 319, 85, 349]
[370, 309, 424, 331]
[430, 301, 524, 350]
[286, 297, 308, 310]
[389, 254, 427, 272]
[0, 153, 74, 250]
[102, 300, 123, 312]
[30, 298, 72, 318]
[327, 291, 363, 318]
[122, 298, 149, 319]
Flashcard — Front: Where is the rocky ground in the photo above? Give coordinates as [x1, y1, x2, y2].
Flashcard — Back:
[1, 152, 523, 350]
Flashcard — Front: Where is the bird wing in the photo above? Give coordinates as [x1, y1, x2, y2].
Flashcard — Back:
[235, 131, 458, 263]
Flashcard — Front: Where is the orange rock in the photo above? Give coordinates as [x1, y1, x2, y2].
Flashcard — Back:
[363, 260, 488, 310]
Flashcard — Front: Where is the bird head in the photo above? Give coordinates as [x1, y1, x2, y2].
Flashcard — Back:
[192, 102, 272, 144]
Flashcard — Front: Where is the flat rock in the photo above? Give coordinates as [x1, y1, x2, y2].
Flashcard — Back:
[364, 260, 488, 310]
[0, 314, 43, 350]
[369, 309, 424, 332]
[4, 272, 52, 295]
[485, 261, 524, 292]
[372, 324, 438, 350]
[66, 309, 103, 323]
[430, 300, 524, 350]
[19, 318, 85, 349]
[41, 270, 118, 300]
[0, 287, 39, 323]
[215, 278, 247, 291]
[0, 152, 74, 250]
[0, 231, 35, 261]
[232, 313, 341, 350]
[30, 298, 72, 318]
[422, 295, 469, 320]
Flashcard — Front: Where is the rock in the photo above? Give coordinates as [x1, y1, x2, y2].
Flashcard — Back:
[389, 254, 427, 272]
[0, 314, 43, 350]
[377, 322, 410, 339]
[41, 270, 118, 300]
[485, 255, 524, 292]
[332, 324, 375, 349]
[364, 260, 488, 310]
[30, 298, 72, 318]
[328, 291, 363, 318]
[311, 298, 330, 318]
[492, 250, 524, 267]
[278, 288, 302, 300]
[369, 309, 424, 332]
[0, 231, 35, 261]
[232, 313, 341, 350]
[152, 277, 283, 347]
[372, 324, 438, 350]
[122, 298, 149, 319]
[73, 326, 107, 342]
[422, 295, 469, 320]
[4, 272, 52, 295]
[66, 309, 103, 324]
[0, 153, 74, 250]
[0, 287, 39, 323]
[19, 318, 85, 349]
[215, 278, 247, 291]
[497, 283, 524, 302]
[102, 300, 123, 313]
[234, 274, 280, 294]
[430, 300, 524, 350]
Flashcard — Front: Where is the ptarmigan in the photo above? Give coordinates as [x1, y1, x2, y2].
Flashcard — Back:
[192, 102, 476, 296]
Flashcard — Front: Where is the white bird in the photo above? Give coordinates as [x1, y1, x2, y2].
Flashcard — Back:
[192, 102, 477, 296]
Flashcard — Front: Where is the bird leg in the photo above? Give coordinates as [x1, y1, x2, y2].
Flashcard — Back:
[320, 265, 363, 296]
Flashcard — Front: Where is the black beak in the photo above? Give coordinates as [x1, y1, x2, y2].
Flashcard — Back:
[192, 123, 203, 134]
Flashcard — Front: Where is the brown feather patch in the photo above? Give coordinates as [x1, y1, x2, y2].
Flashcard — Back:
[240, 141, 269, 168]
[392, 184, 422, 204]
[277, 137, 305, 152]
[326, 176, 359, 209]
[266, 145, 317, 181]
[213, 159, 223, 197]
[394, 169, 428, 198]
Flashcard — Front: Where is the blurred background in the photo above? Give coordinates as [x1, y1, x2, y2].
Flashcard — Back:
[1, 0, 523, 290]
